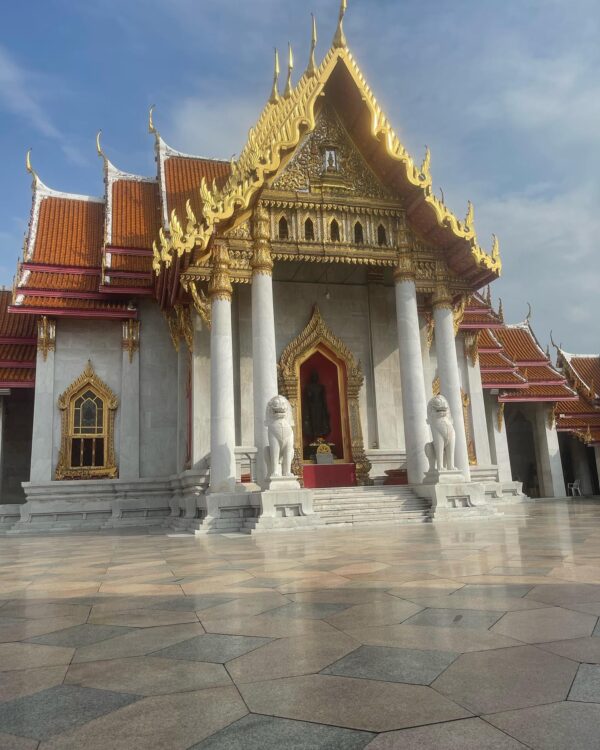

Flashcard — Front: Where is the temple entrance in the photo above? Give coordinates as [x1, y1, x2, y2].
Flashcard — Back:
[278, 306, 371, 488]
[507, 409, 539, 497]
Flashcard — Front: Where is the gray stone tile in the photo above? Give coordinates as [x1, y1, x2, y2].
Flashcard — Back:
[536, 636, 600, 663]
[491, 606, 597, 643]
[268, 602, 350, 619]
[27, 623, 135, 647]
[485, 701, 600, 750]
[152, 633, 270, 663]
[0, 732, 40, 750]
[568, 663, 600, 702]
[433, 645, 578, 714]
[365, 717, 528, 749]
[593, 619, 600, 636]
[322, 645, 458, 685]
[188, 713, 374, 749]
[458, 584, 534, 598]
[404, 608, 502, 630]
[0, 684, 138, 740]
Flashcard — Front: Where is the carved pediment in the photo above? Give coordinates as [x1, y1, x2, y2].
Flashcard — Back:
[272, 103, 396, 201]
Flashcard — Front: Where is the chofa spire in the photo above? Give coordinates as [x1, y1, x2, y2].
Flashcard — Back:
[284, 43, 294, 98]
[306, 14, 318, 77]
[269, 48, 280, 105]
[333, 0, 348, 49]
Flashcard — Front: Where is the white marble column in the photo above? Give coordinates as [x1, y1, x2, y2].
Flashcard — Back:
[251, 204, 278, 487]
[394, 256, 429, 484]
[534, 406, 566, 497]
[30, 321, 56, 482]
[420, 314, 434, 401]
[192, 313, 211, 469]
[176, 344, 190, 473]
[485, 395, 513, 482]
[463, 334, 492, 467]
[119, 321, 140, 479]
[208, 243, 237, 494]
[433, 287, 471, 480]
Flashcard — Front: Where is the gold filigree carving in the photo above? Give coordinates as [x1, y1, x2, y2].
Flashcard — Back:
[56, 361, 118, 480]
[393, 251, 415, 283]
[37, 316, 56, 361]
[278, 306, 372, 485]
[424, 313, 435, 351]
[497, 401, 505, 432]
[432, 283, 453, 310]
[464, 332, 480, 366]
[547, 406, 557, 429]
[251, 203, 273, 275]
[432, 376, 441, 397]
[121, 320, 140, 363]
[176, 305, 194, 353]
[453, 295, 469, 336]
[187, 281, 211, 329]
[209, 241, 233, 300]
[461, 389, 477, 466]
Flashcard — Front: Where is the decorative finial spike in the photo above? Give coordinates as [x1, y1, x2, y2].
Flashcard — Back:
[306, 14, 318, 77]
[269, 48, 280, 105]
[96, 130, 106, 160]
[545, 343, 551, 359]
[525, 302, 532, 323]
[148, 104, 157, 134]
[491, 234, 500, 260]
[465, 200, 474, 229]
[498, 297, 504, 322]
[333, 0, 348, 48]
[25, 149, 39, 186]
[485, 284, 492, 306]
[550, 330, 559, 351]
[420, 146, 431, 182]
[284, 42, 294, 98]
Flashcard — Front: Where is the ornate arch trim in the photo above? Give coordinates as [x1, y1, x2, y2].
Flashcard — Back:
[278, 306, 371, 484]
[56, 361, 119, 480]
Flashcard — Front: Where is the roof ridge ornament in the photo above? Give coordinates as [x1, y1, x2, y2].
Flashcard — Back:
[307, 14, 318, 77]
[148, 104, 158, 135]
[269, 48, 281, 104]
[96, 130, 107, 164]
[465, 200, 474, 230]
[525, 301, 532, 324]
[284, 43, 294, 98]
[333, 0, 348, 49]
[25, 149, 39, 188]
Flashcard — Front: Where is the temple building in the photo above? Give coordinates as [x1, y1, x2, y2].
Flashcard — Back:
[0, 6, 597, 532]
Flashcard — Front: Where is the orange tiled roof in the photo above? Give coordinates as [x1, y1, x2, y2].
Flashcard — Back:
[164, 156, 230, 223]
[111, 180, 161, 250]
[481, 370, 526, 388]
[479, 351, 515, 371]
[0, 368, 35, 386]
[496, 325, 547, 363]
[0, 291, 36, 339]
[0, 291, 36, 387]
[32, 197, 104, 268]
[500, 383, 578, 402]
[461, 293, 504, 329]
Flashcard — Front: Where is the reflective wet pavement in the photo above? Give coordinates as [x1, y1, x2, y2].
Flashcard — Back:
[1, 499, 600, 749]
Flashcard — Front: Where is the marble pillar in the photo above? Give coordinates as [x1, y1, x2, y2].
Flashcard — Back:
[570, 437, 593, 496]
[208, 243, 237, 494]
[119, 324, 140, 479]
[251, 205, 278, 487]
[433, 289, 470, 480]
[192, 313, 211, 469]
[420, 314, 434, 401]
[485, 395, 513, 482]
[176, 344, 190, 473]
[463, 335, 492, 467]
[534, 406, 566, 497]
[393, 257, 429, 484]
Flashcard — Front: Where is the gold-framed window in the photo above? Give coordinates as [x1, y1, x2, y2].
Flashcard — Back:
[55, 361, 118, 480]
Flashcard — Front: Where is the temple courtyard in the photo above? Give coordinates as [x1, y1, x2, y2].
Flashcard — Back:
[0, 501, 600, 749]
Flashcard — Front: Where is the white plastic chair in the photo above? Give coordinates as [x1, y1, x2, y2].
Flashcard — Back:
[567, 479, 582, 497]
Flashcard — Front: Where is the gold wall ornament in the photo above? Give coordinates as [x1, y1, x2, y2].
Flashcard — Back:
[547, 406, 556, 429]
[251, 203, 273, 275]
[208, 241, 233, 301]
[432, 375, 441, 397]
[187, 281, 211, 329]
[432, 282, 453, 310]
[424, 313, 435, 351]
[121, 320, 140, 363]
[393, 251, 415, 283]
[497, 401, 505, 432]
[55, 361, 118, 480]
[461, 389, 477, 466]
[278, 305, 372, 485]
[176, 304, 194, 353]
[37, 316, 56, 361]
[464, 332, 481, 366]
[453, 294, 469, 336]
[165, 309, 181, 352]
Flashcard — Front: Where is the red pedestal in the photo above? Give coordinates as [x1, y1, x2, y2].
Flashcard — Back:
[303, 463, 356, 489]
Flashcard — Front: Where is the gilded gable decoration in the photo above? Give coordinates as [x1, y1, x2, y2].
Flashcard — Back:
[56, 361, 118, 480]
[37, 316, 56, 362]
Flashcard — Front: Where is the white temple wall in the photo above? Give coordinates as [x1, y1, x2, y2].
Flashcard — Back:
[272, 280, 376, 451]
[367, 283, 405, 451]
[138, 300, 178, 478]
[52, 319, 122, 477]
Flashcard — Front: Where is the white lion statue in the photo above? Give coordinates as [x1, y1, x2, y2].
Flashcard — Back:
[265, 395, 295, 478]
[425, 394, 456, 472]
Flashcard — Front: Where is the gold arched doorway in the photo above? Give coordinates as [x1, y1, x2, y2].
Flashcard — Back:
[278, 306, 371, 486]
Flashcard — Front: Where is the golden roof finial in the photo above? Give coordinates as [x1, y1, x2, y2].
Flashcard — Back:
[148, 104, 157, 134]
[96, 130, 107, 162]
[525, 302, 532, 323]
[465, 200, 474, 229]
[284, 43, 294, 98]
[420, 146, 431, 182]
[485, 285, 492, 306]
[269, 48, 280, 105]
[333, 0, 348, 49]
[25, 148, 39, 186]
[491, 234, 500, 261]
[498, 297, 504, 322]
[306, 14, 318, 77]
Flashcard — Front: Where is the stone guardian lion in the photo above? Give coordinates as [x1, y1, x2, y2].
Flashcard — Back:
[425, 394, 456, 472]
[265, 395, 295, 478]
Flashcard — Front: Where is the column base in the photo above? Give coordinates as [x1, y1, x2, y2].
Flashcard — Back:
[415, 478, 501, 520]
[422, 469, 465, 485]
[244, 487, 319, 533]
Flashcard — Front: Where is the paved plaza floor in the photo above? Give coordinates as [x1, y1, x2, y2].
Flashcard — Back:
[1, 500, 600, 748]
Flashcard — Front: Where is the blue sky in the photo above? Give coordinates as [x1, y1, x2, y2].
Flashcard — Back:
[0, 0, 598, 353]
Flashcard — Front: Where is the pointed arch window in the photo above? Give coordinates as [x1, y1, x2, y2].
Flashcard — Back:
[56, 361, 118, 480]
[304, 217, 315, 241]
[278, 216, 289, 240]
[377, 224, 387, 247]
[330, 219, 341, 243]
[354, 221, 364, 245]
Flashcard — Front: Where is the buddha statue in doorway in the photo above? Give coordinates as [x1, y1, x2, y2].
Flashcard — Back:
[303, 370, 331, 440]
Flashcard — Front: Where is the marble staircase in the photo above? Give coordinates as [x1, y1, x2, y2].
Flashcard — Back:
[311, 486, 431, 526]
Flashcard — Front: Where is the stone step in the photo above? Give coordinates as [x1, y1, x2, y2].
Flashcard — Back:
[318, 512, 430, 526]
[311, 485, 431, 526]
